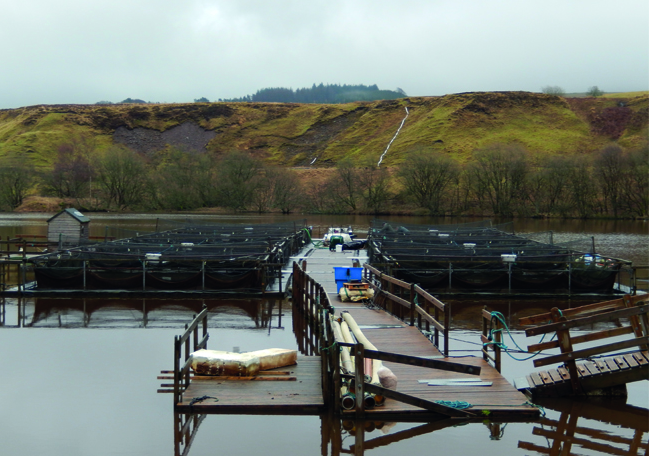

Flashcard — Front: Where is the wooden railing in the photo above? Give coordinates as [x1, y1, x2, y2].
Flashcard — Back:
[291, 261, 478, 418]
[173, 305, 209, 406]
[362, 264, 450, 356]
[481, 308, 503, 373]
[519, 294, 649, 394]
[292, 260, 335, 404]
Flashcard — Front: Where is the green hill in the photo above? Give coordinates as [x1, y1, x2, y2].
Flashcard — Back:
[0, 91, 646, 169]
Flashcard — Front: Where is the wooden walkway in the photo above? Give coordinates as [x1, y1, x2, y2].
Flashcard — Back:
[515, 294, 649, 398]
[515, 350, 649, 397]
[298, 245, 539, 421]
[167, 243, 539, 421]
[176, 356, 324, 415]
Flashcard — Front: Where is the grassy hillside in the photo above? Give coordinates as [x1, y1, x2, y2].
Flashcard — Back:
[0, 91, 647, 169]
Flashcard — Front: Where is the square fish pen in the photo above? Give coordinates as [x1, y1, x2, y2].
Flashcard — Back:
[29, 220, 309, 294]
[368, 219, 632, 295]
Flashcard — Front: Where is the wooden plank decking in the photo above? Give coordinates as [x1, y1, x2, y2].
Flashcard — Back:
[515, 350, 649, 397]
[306, 245, 539, 421]
[177, 356, 324, 415]
[173, 243, 540, 420]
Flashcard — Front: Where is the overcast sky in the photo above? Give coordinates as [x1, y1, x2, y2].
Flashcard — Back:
[1, 0, 647, 108]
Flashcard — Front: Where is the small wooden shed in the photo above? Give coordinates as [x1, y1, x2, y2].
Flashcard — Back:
[47, 208, 90, 248]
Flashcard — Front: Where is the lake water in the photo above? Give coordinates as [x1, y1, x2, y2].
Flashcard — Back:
[0, 213, 647, 455]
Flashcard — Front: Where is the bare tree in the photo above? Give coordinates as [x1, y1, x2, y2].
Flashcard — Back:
[526, 156, 573, 216]
[356, 157, 392, 214]
[0, 157, 35, 210]
[43, 133, 97, 199]
[594, 144, 625, 217]
[270, 167, 303, 214]
[396, 148, 459, 215]
[467, 144, 529, 216]
[215, 151, 263, 211]
[587, 86, 604, 97]
[620, 144, 649, 217]
[328, 158, 362, 212]
[148, 148, 213, 210]
[541, 85, 565, 96]
[565, 155, 597, 218]
[96, 145, 149, 210]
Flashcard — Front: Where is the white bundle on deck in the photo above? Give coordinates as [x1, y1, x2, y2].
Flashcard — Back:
[190, 348, 297, 376]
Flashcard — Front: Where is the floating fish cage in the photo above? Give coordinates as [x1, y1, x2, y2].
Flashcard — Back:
[29, 220, 309, 293]
[368, 220, 631, 294]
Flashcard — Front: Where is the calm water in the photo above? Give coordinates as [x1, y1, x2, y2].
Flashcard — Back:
[0, 213, 647, 455]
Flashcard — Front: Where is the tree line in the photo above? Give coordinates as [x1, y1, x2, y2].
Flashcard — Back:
[220, 83, 407, 103]
[0, 140, 646, 219]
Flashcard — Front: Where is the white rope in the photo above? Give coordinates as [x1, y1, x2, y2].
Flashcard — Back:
[377, 106, 409, 168]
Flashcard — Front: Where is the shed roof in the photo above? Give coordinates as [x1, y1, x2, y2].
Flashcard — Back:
[47, 208, 90, 224]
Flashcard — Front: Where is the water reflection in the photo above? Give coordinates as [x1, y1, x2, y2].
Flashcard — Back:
[170, 408, 648, 456]
[0, 296, 288, 330]
[520, 398, 649, 455]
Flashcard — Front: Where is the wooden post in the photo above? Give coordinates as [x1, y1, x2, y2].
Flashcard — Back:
[332, 339, 341, 415]
[552, 307, 582, 394]
[433, 305, 438, 348]
[354, 343, 365, 417]
[494, 315, 502, 373]
[443, 302, 450, 357]
[173, 335, 181, 405]
[355, 420, 365, 454]
[409, 283, 415, 326]
[482, 306, 489, 364]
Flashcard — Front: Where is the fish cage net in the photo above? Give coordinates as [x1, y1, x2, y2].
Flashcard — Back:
[28, 221, 309, 291]
[367, 219, 629, 292]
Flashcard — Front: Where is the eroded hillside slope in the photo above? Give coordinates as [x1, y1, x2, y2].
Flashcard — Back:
[0, 91, 646, 168]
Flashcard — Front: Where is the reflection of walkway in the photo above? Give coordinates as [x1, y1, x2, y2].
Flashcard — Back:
[1, 296, 284, 329]
[519, 399, 649, 455]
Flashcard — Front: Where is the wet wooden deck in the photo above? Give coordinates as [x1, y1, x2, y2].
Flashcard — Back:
[515, 350, 649, 397]
[177, 356, 324, 415]
[173, 243, 540, 420]
[305, 245, 540, 421]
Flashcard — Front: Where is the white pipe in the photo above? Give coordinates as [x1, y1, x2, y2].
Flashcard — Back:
[341, 311, 380, 383]
[331, 316, 353, 374]
[377, 106, 409, 168]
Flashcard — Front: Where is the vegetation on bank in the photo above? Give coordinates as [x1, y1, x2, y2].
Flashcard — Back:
[1, 142, 646, 219]
[0, 91, 646, 218]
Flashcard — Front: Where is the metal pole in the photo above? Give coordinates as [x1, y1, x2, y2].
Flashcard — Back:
[448, 262, 452, 290]
[508, 263, 512, 292]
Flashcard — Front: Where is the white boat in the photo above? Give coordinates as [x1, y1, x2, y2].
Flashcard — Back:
[322, 227, 354, 246]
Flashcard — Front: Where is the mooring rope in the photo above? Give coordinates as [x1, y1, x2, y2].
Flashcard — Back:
[434, 400, 472, 409]
[483, 311, 553, 361]
[377, 106, 409, 167]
